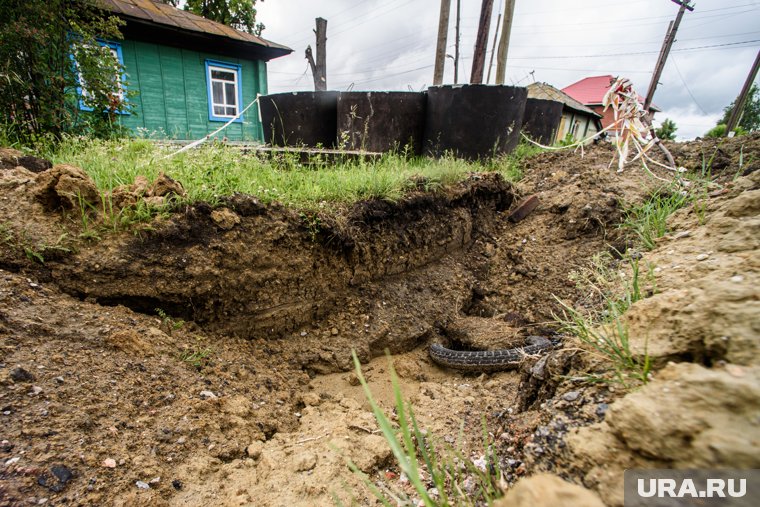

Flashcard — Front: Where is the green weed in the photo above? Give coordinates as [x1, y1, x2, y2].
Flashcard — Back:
[554, 298, 651, 388]
[179, 346, 213, 370]
[348, 351, 505, 506]
[156, 307, 185, 334]
[621, 188, 693, 250]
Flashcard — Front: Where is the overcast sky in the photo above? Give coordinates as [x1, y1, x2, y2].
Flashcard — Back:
[256, 0, 760, 140]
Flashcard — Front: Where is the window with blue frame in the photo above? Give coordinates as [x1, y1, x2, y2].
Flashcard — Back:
[74, 41, 126, 112]
[205, 60, 243, 122]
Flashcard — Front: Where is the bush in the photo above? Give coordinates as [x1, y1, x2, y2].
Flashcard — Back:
[705, 124, 748, 139]
[0, 0, 134, 146]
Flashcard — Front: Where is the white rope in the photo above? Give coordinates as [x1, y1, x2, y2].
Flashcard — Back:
[159, 95, 261, 160]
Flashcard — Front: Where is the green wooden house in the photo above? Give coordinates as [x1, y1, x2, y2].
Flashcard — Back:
[92, 0, 291, 142]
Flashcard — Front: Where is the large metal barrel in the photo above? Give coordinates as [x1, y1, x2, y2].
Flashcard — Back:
[259, 91, 339, 148]
[336, 91, 427, 154]
[424, 85, 527, 159]
[522, 98, 563, 146]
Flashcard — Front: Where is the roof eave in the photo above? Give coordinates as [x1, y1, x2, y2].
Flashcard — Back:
[119, 15, 292, 61]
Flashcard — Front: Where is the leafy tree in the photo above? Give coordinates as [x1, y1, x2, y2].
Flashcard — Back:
[717, 83, 760, 133]
[161, 0, 264, 35]
[0, 0, 132, 144]
[655, 118, 677, 140]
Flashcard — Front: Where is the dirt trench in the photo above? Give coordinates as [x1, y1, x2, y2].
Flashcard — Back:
[1, 136, 758, 506]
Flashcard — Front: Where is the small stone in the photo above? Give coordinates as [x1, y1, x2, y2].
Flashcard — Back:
[245, 441, 264, 459]
[301, 392, 321, 406]
[10, 367, 34, 382]
[29, 386, 43, 396]
[176, 436, 186, 445]
[135, 481, 150, 490]
[293, 452, 317, 472]
[199, 390, 217, 400]
[210, 208, 240, 230]
[53, 376, 64, 384]
[596, 403, 609, 418]
[149, 477, 160, 485]
[102, 458, 116, 468]
[730, 275, 744, 283]
[5, 457, 20, 466]
[696, 253, 710, 261]
[38, 465, 74, 492]
[172, 479, 183, 490]
[562, 391, 580, 402]
[331, 328, 339, 336]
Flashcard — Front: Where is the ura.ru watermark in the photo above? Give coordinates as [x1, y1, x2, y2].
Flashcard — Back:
[624, 469, 759, 506]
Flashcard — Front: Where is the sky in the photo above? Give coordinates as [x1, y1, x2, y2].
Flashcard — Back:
[255, 0, 760, 140]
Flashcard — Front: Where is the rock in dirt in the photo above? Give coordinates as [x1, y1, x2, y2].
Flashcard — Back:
[495, 473, 604, 507]
[444, 317, 522, 350]
[210, 208, 241, 230]
[293, 452, 317, 472]
[149, 173, 185, 198]
[106, 329, 152, 355]
[38, 465, 74, 493]
[566, 362, 760, 505]
[245, 441, 264, 459]
[34, 164, 100, 211]
[0, 148, 52, 173]
[199, 390, 217, 400]
[10, 367, 34, 382]
[561, 391, 580, 402]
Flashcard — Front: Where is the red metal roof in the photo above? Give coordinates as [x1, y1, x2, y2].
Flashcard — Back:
[99, 0, 291, 54]
[562, 75, 659, 111]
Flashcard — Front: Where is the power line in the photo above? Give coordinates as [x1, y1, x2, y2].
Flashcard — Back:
[670, 55, 708, 115]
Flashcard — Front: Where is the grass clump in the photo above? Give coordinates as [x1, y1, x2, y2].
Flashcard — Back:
[345, 351, 505, 507]
[557, 253, 655, 388]
[179, 347, 213, 370]
[620, 189, 693, 250]
[554, 298, 651, 388]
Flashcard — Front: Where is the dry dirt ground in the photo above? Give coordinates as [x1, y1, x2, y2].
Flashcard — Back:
[0, 135, 758, 506]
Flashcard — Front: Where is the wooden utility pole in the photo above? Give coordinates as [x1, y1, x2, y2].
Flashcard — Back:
[470, 0, 495, 84]
[644, 0, 694, 112]
[454, 0, 461, 84]
[305, 17, 328, 91]
[433, 0, 451, 86]
[725, 49, 760, 135]
[495, 0, 516, 85]
[486, 10, 502, 84]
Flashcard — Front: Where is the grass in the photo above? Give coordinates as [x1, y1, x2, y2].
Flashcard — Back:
[554, 298, 651, 388]
[179, 347, 213, 370]
[345, 351, 505, 507]
[620, 188, 693, 250]
[43, 137, 539, 213]
[557, 252, 655, 388]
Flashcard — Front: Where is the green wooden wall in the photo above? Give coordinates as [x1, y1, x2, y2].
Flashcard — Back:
[117, 40, 268, 142]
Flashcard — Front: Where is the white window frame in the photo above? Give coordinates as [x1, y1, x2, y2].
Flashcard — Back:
[206, 60, 243, 122]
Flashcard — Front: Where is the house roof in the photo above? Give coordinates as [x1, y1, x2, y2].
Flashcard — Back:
[99, 0, 292, 60]
[526, 82, 601, 118]
[562, 75, 660, 112]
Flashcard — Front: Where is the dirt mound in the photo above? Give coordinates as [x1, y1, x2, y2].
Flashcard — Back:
[516, 167, 760, 506]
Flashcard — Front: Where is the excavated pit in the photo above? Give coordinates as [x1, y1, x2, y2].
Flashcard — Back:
[2, 136, 758, 506]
